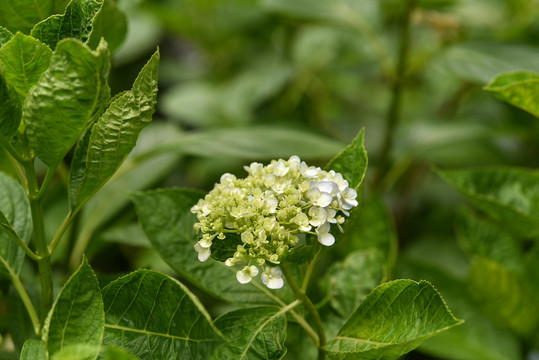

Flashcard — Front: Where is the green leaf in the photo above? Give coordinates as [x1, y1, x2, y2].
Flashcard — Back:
[87, 0, 127, 52]
[437, 167, 539, 237]
[69, 50, 159, 209]
[325, 128, 368, 191]
[101, 270, 223, 360]
[0, 32, 52, 104]
[0, 0, 70, 33]
[484, 71, 539, 118]
[0, 26, 13, 47]
[24, 38, 110, 166]
[100, 346, 141, 360]
[131, 188, 294, 306]
[469, 257, 539, 336]
[0, 172, 32, 275]
[51, 344, 102, 360]
[31, 0, 102, 50]
[213, 306, 288, 360]
[43, 257, 104, 359]
[323, 279, 463, 360]
[0, 65, 21, 139]
[20, 339, 47, 360]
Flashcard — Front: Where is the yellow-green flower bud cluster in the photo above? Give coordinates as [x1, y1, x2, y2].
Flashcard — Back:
[191, 155, 358, 289]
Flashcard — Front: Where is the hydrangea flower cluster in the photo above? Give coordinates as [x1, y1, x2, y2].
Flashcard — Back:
[190, 155, 358, 289]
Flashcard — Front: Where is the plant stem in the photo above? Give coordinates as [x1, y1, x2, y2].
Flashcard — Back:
[48, 210, 73, 254]
[302, 247, 321, 292]
[35, 166, 57, 201]
[0, 256, 40, 336]
[22, 158, 53, 321]
[377, 0, 417, 185]
[0, 134, 26, 164]
[282, 264, 326, 360]
[0, 226, 40, 261]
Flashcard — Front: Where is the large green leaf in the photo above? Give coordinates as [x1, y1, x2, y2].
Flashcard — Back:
[0, 172, 32, 276]
[469, 257, 539, 336]
[0, 32, 52, 103]
[31, 0, 102, 50]
[0, 0, 70, 33]
[20, 339, 47, 360]
[69, 50, 159, 209]
[43, 257, 104, 359]
[325, 128, 367, 191]
[131, 189, 293, 306]
[87, 0, 127, 52]
[0, 26, 13, 47]
[0, 65, 21, 139]
[323, 280, 463, 360]
[437, 167, 539, 237]
[24, 38, 110, 166]
[213, 306, 288, 360]
[101, 270, 223, 360]
[484, 71, 539, 118]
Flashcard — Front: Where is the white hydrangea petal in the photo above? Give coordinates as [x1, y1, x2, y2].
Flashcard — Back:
[194, 243, 211, 262]
[316, 222, 335, 246]
[317, 181, 338, 195]
[236, 268, 253, 284]
[316, 192, 333, 207]
[266, 276, 284, 289]
[261, 267, 284, 289]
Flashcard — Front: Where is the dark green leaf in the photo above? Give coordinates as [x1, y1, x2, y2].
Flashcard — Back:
[0, 32, 52, 103]
[469, 257, 539, 336]
[69, 49, 158, 209]
[0, 172, 31, 275]
[323, 280, 463, 360]
[87, 0, 127, 52]
[44, 257, 104, 359]
[0, 0, 70, 33]
[31, 0, 102, 50]
[0, 26, 13, 47]
[0, 65, 21, 139]
[24, 38, 110, 166]
[437, 167, 539, 237]
[20, 339, 47, 360]
[101, 270, 223, 360]
[131, 188, 294, 306]
[325, 128, 368, 190]
[210, 232, 242, 262]
[484, 71, 539, 118]
[213, 306, 288, 360]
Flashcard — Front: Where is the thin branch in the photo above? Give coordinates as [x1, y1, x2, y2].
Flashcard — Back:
[0, 225, 40, 261]
[48, 210, 73, 254]
[0, 134, 26, 164]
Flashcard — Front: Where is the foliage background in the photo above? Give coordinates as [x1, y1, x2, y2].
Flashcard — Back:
[1, 0, 539, 359]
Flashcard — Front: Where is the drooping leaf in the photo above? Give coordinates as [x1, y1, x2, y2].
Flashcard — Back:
[213, 306, 288, 360]
[0, 172, 32, 276]
[20, 339, 47, 360]
[69, 50, 159, 209]
[0, 32, 52, 103]
[323, 279, 463, 360]
[0, 64, 21, 139]
[469, 257, 539, 336]
[437, 167, 539, 237]
[0, 26, 13, 47]
[24, 38, 110, 166]
[31, 0, 102, 50]
[484, 71, 539, 118]
[43, 257, 104, 359]
[131, 189, 294, 306]
[0, 0, 70, 33]
[87, 0, 128, 52]
[101, 270, 223, 360]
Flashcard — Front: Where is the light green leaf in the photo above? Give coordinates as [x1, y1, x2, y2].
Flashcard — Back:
[0, 0, 70, 33]
[0, 32, 52, 103]
[31, 0, 102, 50]
[323, 280, 463, 360]
[100, 346, 141, 360]
[0, 26, 13, 47]
[52, 344, 101, 360]
[131, 189, 294, 306]
[469, 257, 539, 336]
[43, 257, 104, 359]
[325, 128, 368, 191]
[437, 167, 539, 237]
[87, 0, 127, 52]
[24, 38, 110, 166]
[0, 172, 31, 275]
[213, 306, 288, 360]
[101, 270, 223, 360]
[484, 71, 539, 118]
[20, 339, 47, 360]
[69, 50, 159, 209]
[0, 65, 21, 139]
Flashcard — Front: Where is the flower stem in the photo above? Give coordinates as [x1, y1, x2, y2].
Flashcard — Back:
[282, 264, 326, 360]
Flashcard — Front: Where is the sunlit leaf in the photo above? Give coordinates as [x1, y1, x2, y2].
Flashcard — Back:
[20, 339, 47, 360]
[323, 280, 463, 360]
[213, 306, 288, 360]
[484, 71, 539, 118]
[24, 38, 110, 166]
[101, 270, 223, 360]
[0, 0, 70, 33]
[0, 26, 13, 47]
